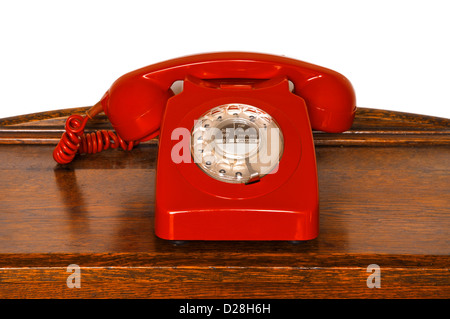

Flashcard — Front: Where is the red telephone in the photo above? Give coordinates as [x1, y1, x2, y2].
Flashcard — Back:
[53, 52, 356, 241]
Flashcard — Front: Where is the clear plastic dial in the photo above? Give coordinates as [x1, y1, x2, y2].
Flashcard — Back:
[191, 104, 284, 184]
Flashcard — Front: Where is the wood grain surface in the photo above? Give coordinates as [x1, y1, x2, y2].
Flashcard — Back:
[0, 107, 448, 299]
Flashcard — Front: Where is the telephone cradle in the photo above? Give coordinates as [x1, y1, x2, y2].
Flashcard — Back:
[53, 52, 356, 241]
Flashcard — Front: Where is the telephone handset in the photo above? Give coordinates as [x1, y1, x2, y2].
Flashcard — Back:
[54, 52, 356, 241]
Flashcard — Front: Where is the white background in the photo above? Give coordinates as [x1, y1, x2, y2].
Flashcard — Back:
[0, 0, 449, 119]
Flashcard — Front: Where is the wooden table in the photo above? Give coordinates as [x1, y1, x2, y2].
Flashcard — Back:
[0, 107, 448, 299]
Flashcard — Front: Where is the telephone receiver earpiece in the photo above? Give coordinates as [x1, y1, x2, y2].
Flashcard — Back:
[101, 52, 356, 142]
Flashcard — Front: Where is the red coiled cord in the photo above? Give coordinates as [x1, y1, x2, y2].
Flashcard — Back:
[53, 113, 138, 164]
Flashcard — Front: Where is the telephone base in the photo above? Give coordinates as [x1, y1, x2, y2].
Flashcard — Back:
[164, 239, 309, 244]
[155, 209, 318, 241]
[154, 73, 320, 242]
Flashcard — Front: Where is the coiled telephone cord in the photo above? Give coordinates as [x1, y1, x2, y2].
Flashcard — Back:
[53, 110, 138, 164]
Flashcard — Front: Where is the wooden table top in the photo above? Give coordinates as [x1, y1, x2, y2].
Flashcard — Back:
[0, 107, 448, 299]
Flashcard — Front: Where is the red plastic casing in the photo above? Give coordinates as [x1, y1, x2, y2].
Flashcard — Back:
[99, 52, 356, 240]
[156, 76, 318, 240]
